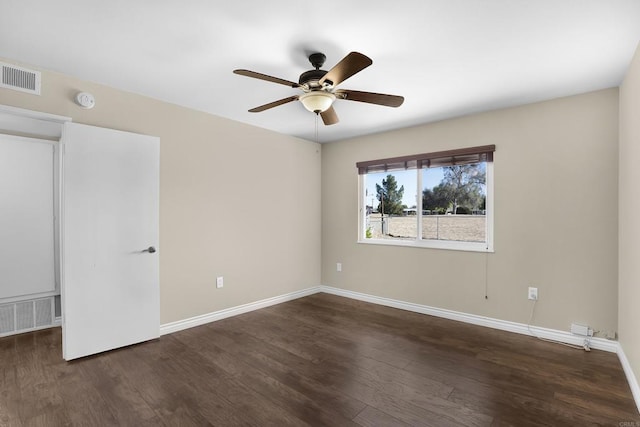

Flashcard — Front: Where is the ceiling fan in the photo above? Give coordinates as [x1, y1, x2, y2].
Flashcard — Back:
[233, 52, 404, 125]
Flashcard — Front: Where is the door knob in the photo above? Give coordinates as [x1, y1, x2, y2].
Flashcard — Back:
[142, 246, 156, 253]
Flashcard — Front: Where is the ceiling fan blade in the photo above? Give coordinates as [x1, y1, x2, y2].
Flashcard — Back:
[234, 69, 301, 88]
[319, 52, 372, 87]
[248, 96, 299, 112]
[336, 90, 404, 107]
[320, 106, 339, 125]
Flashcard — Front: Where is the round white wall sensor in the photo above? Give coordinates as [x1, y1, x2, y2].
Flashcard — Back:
[75, 92, 96, 109]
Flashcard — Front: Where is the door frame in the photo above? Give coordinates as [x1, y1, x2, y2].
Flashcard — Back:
[0, 105, 69, 314]
[1, 105, 161, 359]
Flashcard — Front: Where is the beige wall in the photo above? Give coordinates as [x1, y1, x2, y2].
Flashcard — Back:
[619, 44, 640, 392]
[0, 56, 625, 340]
[0, 58, 322, 324]
[322, 89, 619, 334]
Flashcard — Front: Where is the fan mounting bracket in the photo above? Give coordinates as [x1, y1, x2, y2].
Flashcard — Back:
[308, 52, 326, 69]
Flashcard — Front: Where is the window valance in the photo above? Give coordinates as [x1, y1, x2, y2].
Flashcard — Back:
[356, 145, 495, 175]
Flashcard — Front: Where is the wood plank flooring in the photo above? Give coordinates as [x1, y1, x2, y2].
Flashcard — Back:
[1, 293, 638, 426]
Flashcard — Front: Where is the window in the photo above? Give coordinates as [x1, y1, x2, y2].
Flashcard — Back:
[357, 145, 494, 252]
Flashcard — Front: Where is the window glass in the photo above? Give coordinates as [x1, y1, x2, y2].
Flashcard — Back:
[364, 170, 417, 240]
[422, 163, 486, 243]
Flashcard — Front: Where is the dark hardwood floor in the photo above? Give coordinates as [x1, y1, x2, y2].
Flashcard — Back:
[1, 293, 638, 426]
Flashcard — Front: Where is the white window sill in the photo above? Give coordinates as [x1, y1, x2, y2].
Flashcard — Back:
[358, 238, 494, 253]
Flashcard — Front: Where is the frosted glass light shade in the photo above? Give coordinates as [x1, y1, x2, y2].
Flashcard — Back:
[299, 91, 336, 113]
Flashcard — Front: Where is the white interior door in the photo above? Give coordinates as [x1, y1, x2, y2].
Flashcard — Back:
[62, 122, 159, 361]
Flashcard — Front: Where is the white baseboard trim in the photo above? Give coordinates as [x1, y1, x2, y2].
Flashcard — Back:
[318, 286, 619, 353]
[159, 284, 620, 353]
[159, 286, 322, 336]
[617, 344, 640, 414]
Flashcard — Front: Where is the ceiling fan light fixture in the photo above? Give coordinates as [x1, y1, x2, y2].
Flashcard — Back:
[235, 51, 403, 126]
[299, 91, 336, 113]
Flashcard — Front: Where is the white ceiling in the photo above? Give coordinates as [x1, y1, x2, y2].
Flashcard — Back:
[1, 1, 639, 143]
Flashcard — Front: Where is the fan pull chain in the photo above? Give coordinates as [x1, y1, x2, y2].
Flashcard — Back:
[315, 113, 319, 143]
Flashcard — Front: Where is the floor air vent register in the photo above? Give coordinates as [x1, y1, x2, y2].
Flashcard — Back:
[0, 297, 55, 337]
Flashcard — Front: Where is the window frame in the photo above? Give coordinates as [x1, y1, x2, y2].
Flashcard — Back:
[357, 146, 494, 253]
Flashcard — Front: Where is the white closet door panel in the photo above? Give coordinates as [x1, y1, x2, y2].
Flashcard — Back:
[62, 122, 159, 360]
[0, 135, 55, 299]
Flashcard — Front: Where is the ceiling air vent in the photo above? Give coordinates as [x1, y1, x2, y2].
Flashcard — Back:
[0, 62, 41, 95]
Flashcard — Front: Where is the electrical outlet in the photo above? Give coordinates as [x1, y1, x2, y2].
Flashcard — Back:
[337, 263, 342, 272]
[528, 287, 538, 300]
[216, 276, 224, 288]
[571, 323, 592, 336]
